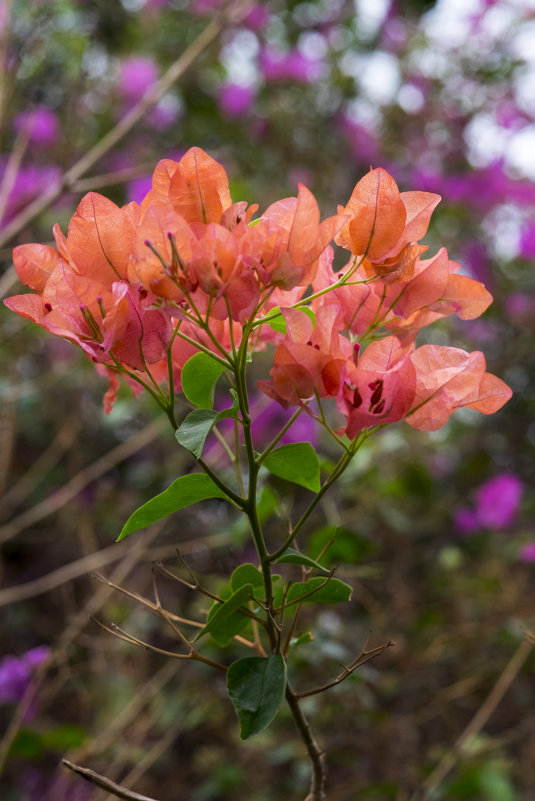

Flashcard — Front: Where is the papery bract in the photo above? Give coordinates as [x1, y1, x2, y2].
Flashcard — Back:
[258, 306, 351, 408]
[406, 345, 512, 430]
[337, 336, 417, 438]
[168, 147, 232, 224]
[243, 184, 343, 290]
[336, 168, 440, 280]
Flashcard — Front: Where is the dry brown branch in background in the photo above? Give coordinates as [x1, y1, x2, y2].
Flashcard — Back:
[62, 760, 162, 801]
[0, 1, 253, 251]
[408, 633, 534, 801]
[0, 417, 167, 544]
[0, 523, 165, 774]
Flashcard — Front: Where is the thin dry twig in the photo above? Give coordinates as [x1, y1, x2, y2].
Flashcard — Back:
[0, 3, 250, 250]
[62, 760, 161, 801]
[0, 532, 236, 607]
[295, 640, 395, 699]
[0, 417, 167, 543]
[408, 633, 534, 801]
[0, 525, 163, 774]
[1, 415, 80, 512]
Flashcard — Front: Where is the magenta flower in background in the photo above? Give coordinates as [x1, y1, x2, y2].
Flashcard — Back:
[260, 47, 324, 83]
[475, 474, 523, 530]
[505, 292, 535, 325]
[217, 83, 256, 118]
[191, 0, 268, 28]
[519, 543, 535, 563]
[454, 473, 524, 535]
[453, 507, 480, 536]
[118, 57, 158, 100]
[0, 646, 49, 706]
[14, 107, 60, 146]
[338, 116, 379, 163]
[519, 223, 535, 259]
[0, 163, 61, 227]
[127, 175, 153, 204]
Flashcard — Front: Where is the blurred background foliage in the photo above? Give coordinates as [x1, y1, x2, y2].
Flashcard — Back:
[0, 0, 534, 799]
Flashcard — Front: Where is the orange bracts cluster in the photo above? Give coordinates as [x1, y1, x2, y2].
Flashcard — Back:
[5, 147, 511, 433]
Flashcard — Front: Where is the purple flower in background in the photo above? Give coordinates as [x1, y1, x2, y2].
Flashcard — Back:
[475, 474, 523, 530]
[454, 473, 523, 535]
[21, 769, 92, 801]
[453, 507, 479, 536]
[260, 48, 324, 83]
[191, 0, 268, 28]
[519, 223, 535, 259]
[519, 543, 535, 563]
[14, 107, 60, 146]
[505, 292, 535, 325]
[217, 83, 256, 118]
[118, 57, 158, 100]
[0, 646, 49, 705]
[127, 175, 153, 204]
[147, 98, 180, 129]
[0, 163, 61, 227]
[251, 400, 319, 448]
[463, 241, 491, 286]
[338, 116, 379, 163]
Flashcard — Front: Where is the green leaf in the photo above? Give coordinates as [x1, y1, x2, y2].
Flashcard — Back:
[118, 473, 228, 541]
[42, 725, 86, 750]
[226, 655, 287, 739]
[176, 390, 239, 458]
[263, 442, 320, 492]
[8, 729, 43, 759]
[275, 548, 329, 572]
[259, 305, 315, 333]
[181, 351, 228, 409]
[284, 576, 353, 606]
[289, 632, 314, 649]
[307, 525, 377, 566]
[230, 563, 264, 592]
[195, 584, 254, 642]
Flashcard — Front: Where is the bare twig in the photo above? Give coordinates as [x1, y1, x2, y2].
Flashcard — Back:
[295, 640, 395, 700]
[62, 760, 161, 801]
[0, 531, 236, 607]
[0, 417, 167, 543]
[0, 132, 29, 224]
[0, 524, 163, 774]
[0, 3, 250, 249]
[93, 572, 203, 629]
[408, 633, 534, 801]
[1, 414, 80, 512]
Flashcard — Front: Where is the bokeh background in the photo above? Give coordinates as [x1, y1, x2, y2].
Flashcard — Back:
[0, 1, 534, 799]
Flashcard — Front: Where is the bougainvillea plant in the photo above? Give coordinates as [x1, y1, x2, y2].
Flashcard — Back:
[4, 148, 512, 801]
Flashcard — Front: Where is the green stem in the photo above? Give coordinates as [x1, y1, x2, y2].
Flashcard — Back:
[174, 330, 232, 368]
[268, 444, 359, 562]
[256, 408, 303, 465]
[196, 457, 244, 509]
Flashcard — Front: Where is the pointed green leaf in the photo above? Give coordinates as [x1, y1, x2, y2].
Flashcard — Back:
[176, 390, 239, 458]
[117, 473, 228, 541]
[195, 583, 254, 642]
[290, 632, 314, 649]
[284, 577, 353, 606]
[226, 655, 287, 739]
[258, 305, 315, 334]
[230, 563, 264, 592]
[181, 351, 228, 409]
[274, 548, 329, 572]
[263, 442, 320, 492]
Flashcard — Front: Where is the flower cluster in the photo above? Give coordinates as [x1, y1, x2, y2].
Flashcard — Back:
[5, 147, 511, 434]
